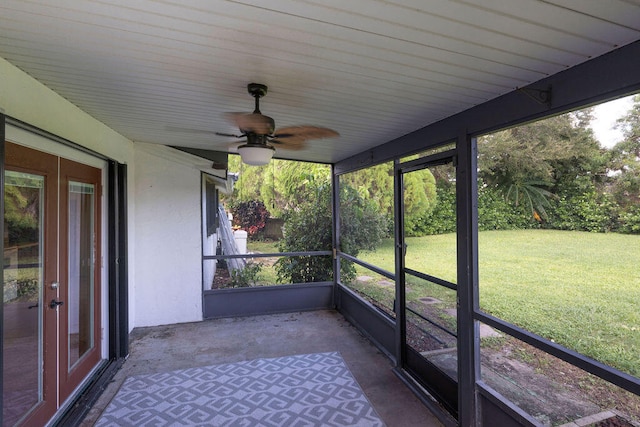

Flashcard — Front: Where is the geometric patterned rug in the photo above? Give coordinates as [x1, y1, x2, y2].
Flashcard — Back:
[95, 352, 385, 426]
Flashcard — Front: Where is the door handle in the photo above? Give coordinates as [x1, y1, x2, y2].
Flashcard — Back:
[49, 299, 64, 309]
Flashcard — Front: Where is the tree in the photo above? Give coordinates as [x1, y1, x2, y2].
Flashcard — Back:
[264, 161, 330, 216]
[603, 95, 640, 233]
[340, 162, 394, 218]
[275, 180, 386, 283]
[609, 95, 640, 209]
[340, 161, 437, 236]
[223, 155, 331, 218]
[478, 111, 605, 220]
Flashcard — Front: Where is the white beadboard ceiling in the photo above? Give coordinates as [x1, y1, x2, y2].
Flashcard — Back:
[1, 0, 639, 164]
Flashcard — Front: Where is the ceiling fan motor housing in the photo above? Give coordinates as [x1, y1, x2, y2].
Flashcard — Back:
[220, 82, 339, 165]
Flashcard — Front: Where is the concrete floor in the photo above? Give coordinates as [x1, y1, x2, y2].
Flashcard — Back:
[81, 310, 443, 426]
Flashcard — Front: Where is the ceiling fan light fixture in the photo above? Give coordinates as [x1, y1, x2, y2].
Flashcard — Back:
[237, 143, 275, 166]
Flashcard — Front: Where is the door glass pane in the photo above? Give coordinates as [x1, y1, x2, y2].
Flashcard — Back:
[67, 181, 95, 369]
[3, 171, 44, 425]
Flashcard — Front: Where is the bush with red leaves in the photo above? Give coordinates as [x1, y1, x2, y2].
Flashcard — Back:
[231, 200, 270, 237]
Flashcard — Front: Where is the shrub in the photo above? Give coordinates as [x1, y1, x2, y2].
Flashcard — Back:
[619, 204, 640, 234]
[545, 191, 619, 232]
[231, 200, 270, 237]
[229, 262, 263, 287]
[275, 182, 386, 284]
[477, 185, 537, 231]
[417, 186, 456, 235]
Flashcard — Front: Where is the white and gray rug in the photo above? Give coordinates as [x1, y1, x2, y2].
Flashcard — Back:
[95, 352, 385, 426]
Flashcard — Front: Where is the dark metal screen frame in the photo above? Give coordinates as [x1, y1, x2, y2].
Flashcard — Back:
[108, 161, 129, 360]
[335, 40, 640, 176]
[394, 150, 460, 419]
[0, 112, 6, 426]
[475, 311, 640, 396]
[201, 249, 335, 315]
[333, 41, 640, 426]
[200, 167, 337, 319]
[204, 251, 332, 261]
[331, 164, 340, 308]
[456, 134, 481, 426]
[338, 252, 394, 282]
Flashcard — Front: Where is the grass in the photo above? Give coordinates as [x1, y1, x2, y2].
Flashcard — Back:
[357, 229, 640, 378]
[247, 239, 280, 254]
[246, 239, 281, 285]
[347, 277, 395, 313]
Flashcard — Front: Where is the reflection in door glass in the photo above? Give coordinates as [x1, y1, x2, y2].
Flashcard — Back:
[68, 182, 95, 369]
[3, 171, 44, 425]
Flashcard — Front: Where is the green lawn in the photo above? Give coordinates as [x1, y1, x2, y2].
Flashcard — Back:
[357, 230, 640, 377]
[246, 239, 281, 285]
[247, 240, 280, 254]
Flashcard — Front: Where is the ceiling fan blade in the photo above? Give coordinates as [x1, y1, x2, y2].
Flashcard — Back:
[224, 112, 275, 135]
[270, 137, 306, 151]
[215, 132, 244, 138]
[273, 126, 339, 141]
[165, 125, 217, 135]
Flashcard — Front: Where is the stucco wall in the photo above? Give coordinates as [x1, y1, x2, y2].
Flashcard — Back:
[1, 56, 138, 332]
[133, 144, 204, 327]
[1, 56, 229, 330]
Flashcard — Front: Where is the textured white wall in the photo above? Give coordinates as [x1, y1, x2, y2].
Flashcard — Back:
[1, 56, 229, 330]
[133, 144, 204, 327]
[1, 56, 137, 336]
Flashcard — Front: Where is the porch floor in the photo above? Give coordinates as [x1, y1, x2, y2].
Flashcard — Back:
[80, 310, 443, 426]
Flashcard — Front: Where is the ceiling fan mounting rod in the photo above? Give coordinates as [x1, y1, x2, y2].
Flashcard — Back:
[248, 83, 268, 114]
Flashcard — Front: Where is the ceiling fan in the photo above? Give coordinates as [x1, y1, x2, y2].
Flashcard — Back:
[213, 83, 339, 165]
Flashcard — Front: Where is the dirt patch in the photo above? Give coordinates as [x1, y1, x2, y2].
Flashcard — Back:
[252, 255, 279, 268]
[406, 321, 448, 352]
[419, 297, 442, 305]
[480, 338, 640, 425]
[211, 267, 231, 289]
[481, 344, 600, 424]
